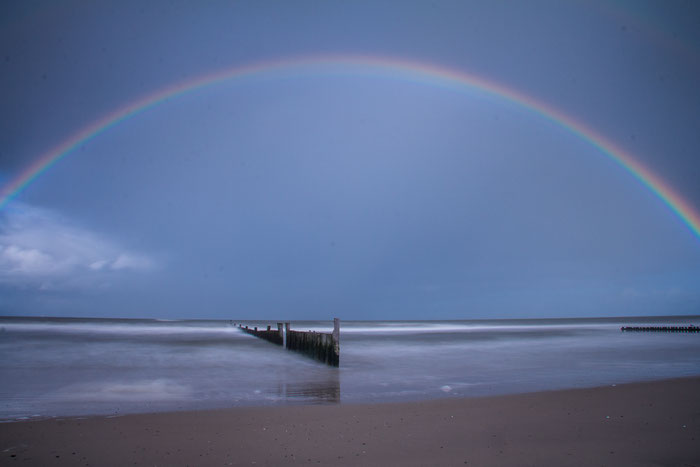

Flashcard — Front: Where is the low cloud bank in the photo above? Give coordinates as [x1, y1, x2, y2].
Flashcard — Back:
[0, 203, 154, 290]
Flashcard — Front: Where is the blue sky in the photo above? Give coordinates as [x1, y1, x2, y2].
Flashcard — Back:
[1, 0, 699, 319]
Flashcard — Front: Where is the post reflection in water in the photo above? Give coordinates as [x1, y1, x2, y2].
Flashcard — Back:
[275, 369, 340, 404]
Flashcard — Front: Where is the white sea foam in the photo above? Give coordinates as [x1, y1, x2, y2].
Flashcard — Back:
[302, 323, 617, 334]
[1, 321, 241, 337]
[56, 379, 192, 402]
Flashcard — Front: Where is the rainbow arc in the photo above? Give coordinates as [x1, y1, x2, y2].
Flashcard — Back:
[1, 55, 698, 240]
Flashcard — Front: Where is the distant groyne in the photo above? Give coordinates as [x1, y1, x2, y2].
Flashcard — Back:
[236, 319, 340, 367]
[621, 325, 698, 333]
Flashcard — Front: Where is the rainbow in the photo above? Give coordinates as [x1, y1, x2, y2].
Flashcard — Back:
[1, 55, 699, 239]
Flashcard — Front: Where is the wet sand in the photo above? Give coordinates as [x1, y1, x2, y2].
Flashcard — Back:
[1, 377, 698, 466]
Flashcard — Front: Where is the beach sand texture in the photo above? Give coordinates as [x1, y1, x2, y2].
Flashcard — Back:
[1, 377, 698, 466]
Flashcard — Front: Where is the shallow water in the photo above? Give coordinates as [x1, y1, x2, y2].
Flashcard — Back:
[1, 315, 699, 420]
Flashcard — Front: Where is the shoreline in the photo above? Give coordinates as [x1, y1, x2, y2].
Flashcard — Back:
[2, 373, 697, 424]
[2, 373, 699, 423]
[2, 376, 698, 466]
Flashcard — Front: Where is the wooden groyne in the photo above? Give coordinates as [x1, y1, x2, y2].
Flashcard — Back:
[621, 325, 698, 333]
[236, 319, 340, 367]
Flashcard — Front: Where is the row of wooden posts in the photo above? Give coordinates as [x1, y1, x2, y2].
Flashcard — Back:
[621, 325, 698, 333]
[236, 319, 340, 367]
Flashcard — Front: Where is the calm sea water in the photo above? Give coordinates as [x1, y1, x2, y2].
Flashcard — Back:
[1, 316, 699, 421]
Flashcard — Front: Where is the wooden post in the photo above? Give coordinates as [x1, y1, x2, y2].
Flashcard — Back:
[284, 322, 291, 348]
[277, 323, 284, 343]
[332, 318, 340, 366]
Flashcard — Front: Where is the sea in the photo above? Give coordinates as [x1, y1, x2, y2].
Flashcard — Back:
[1, 315, 699, 421]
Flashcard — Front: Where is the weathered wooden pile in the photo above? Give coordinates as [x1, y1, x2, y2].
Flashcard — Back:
[621, 325, 698, 333]
[236, 319, 340, 367]
[239, 324, 284, 345]
[287, 328, 339, 367]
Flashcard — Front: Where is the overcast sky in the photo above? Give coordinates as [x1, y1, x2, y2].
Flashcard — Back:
[1, 0, 699, 320]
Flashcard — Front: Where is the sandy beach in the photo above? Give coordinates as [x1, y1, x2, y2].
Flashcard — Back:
[1, 377, 698, 466]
